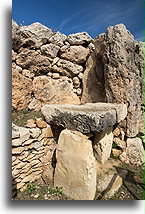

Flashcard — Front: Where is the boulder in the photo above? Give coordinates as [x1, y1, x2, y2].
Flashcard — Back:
[20, 22, 53, 40]
[60, 45, 90, 64]
[30, 76, 80, 110]
[93, 127, 113, 164]
[103, 24, 144, 137]
[41, 103, 118, 134]
[52, 59, 83, 77]
[40, 44, 60, 58]
[16, 49, 51, 75]
[48, 31, 67, 46]
[54, 129, 96, 200]
[119, 137, 144, 166]
[12, 70, 32, 111]
[67, 32, 92, 45]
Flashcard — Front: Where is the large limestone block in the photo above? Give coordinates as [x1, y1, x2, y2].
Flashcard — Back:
[20, 22, 53, 40]
[119, 137, 144, 166]
[40, 44, 60, 58]
[54, 129, 96, 200]
[84, 103, 127, 123]
[16, 49, 51, 74]
[94, 24, 143, 137]
[29, 76, 80, 110]
[60, 45, 90, 64]
[48, 31, 67, 46]
[52, 59, 83, 77]
[67, 32, 92, 45]
[12, 70, 32, 111]
[41, 103, 117, 134]
[93, 127, 113, 164]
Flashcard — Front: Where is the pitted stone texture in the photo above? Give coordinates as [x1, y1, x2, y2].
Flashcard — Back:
[54, 129, 96, 200]
[30, 76, 80, 110]
[16, 49, 51, 74]
[94, 24, 143, 137]
[20, 22, 53, 40]
[60, 45, 90, 64]
[12, 70, 32, 111]
[119, 137, 144, 166]
[52, 59, 83, 77]
[67, 32, 92, 45]
[84, 102, 127, 123]
[48, 31, 67, 46]
[93, 127, 113, 164]
[40, 44, 60, 58]
[41, 103, 117, 134]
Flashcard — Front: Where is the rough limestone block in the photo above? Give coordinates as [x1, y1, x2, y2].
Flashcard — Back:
[42, 103, 117, 134]
[54, 129, 96, 200]
[93, 127, 113, 164]
[119, 137, 144, 166]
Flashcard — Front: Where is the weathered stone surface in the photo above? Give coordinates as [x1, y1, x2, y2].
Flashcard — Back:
[42, 103, 117, 134]
[49, 31, 67, 46]
[12, 70, 32, 111]
[20, 22, 53, 40]
[67, 32, 92, 45]
[29, 127, 41, 138]
[97, 173, 122, 198]
[113, 127, 121, 137]
[42, 125, 53, 138]
[40, 44, 60, 58]
[93, 127, 113, 164]
[119, 137, 144, 166]
[12, 139, 22, 146]
[12, 124, 20, 139]
[26, 119, 36, 128]
[81, 35, 106, 104]
[16, 49, 51, 75]
[60, 45, 90, 64]
[95, 24, 143, 137]
[12, 147, 24, 154]
[104, 25, 143, 137]
[52, 59, 83, 77]
[42, 164, 54, 185]
[28, 98, 42, 111]
[112, 148, 122, 157]
[22, 69, 34, 79]
[113, 137, 126, 149]
[36, 119, 47, 128]
[19, 127, 30, 143]
[54, 129, 96, 200]
[31, 76, 80, 110]
[84, 103, 127, 123]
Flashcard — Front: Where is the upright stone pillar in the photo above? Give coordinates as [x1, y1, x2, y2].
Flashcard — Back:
[54, 129, 96, 200]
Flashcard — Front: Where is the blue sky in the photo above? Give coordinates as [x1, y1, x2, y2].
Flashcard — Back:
[12, 0, 143, 40]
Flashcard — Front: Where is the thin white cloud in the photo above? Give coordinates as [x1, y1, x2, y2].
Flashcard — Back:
[59, 8, 87, 31]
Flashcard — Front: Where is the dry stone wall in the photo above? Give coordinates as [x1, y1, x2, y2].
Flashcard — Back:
[12, 120, 56, 191]
[12, 20, 94, 111]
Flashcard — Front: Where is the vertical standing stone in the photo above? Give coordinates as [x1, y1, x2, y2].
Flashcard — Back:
[93, 127, 113, 164]
[54, 129, 96, 200]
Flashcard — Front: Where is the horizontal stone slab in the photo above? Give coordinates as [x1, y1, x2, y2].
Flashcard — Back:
[41, 103, 127, 134]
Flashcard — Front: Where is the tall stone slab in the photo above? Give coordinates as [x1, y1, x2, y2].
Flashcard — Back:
[93, 127, 113, 164]
[54, 129, 96, 200]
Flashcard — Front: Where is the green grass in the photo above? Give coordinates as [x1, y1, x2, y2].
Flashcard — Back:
[12, 110, 44, 127]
